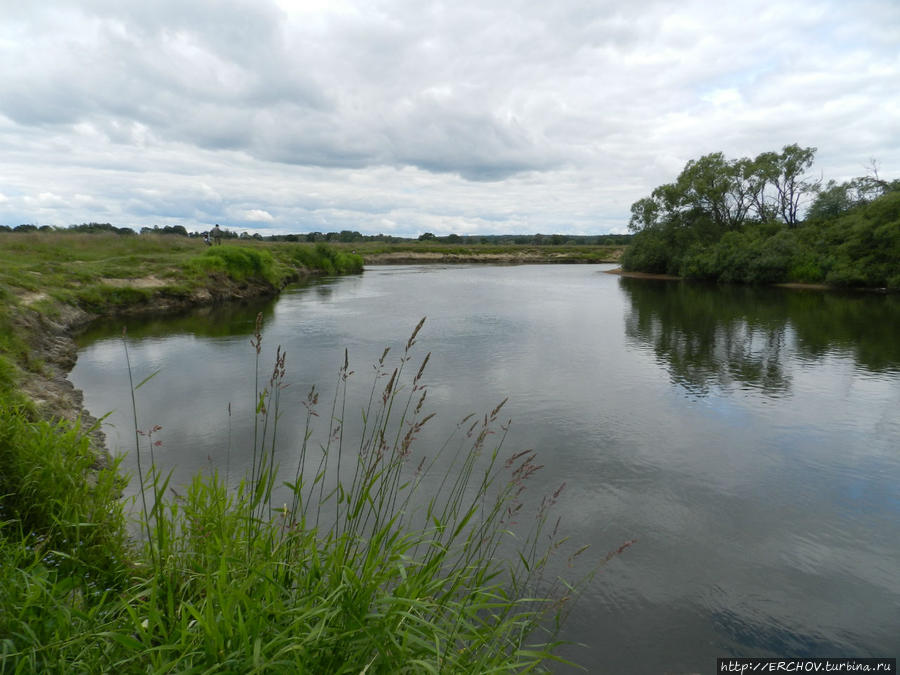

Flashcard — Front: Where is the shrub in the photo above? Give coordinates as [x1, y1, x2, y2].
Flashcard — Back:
[744, 230, 795, 284]
[288, 243, 364, 275]
[622, 228, 674, 273]
[191, 246, 278, 284]
[788, 259, 825, 284]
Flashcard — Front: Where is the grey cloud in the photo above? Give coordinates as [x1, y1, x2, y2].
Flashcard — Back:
[0, 0, 898, 235]
[1, 1, 328, 129]
[0, 0, 578, 178]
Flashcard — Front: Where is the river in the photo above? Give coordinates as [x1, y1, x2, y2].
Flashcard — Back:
[70, 264, 900, 673]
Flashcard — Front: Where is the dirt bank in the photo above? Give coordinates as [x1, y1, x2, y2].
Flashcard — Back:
[17, 273, 299, 460]
[603, 267, 682, 281]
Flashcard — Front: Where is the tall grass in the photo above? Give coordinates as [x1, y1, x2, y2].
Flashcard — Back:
[0, 318, 618, 672]
[188, 246, 280, 285]
[287, 242, 365, 275]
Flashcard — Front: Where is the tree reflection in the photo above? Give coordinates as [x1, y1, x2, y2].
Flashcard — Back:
[621, 278, 900, 396]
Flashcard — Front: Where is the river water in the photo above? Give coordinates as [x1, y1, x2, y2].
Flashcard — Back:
[70, 264, 900, 673]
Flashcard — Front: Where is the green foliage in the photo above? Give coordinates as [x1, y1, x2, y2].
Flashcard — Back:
[139, 224, 189, 236]
[806, 180, 856, 222]
[621, 227, 676, 274]
[0, 355, 16, 394]
[625, 147, 899, 289]
[287, 243, 364, 275]
[629, 144, 819, 236]
[68, 222, 136, 235]
[190, 245, 278, 284]
[807, 176, 900, 222]
[0, 408, 129, 583]
[818, 191, 900, 288]
[74, 285, 154, 312]
[0, 299, 33, 402]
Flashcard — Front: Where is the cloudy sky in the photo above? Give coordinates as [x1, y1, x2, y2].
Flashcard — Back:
[1, 0, 898, 236]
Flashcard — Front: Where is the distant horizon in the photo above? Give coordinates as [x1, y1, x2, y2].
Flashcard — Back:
[1, 222, 632, 241]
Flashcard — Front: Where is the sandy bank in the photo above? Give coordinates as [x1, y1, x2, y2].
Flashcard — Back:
[603, 267, 681, 280]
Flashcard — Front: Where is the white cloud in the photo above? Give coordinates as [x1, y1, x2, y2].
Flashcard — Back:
[25, 192, 67, 207]
[240, 209, 274, 222]
[0, 0, 897, 235]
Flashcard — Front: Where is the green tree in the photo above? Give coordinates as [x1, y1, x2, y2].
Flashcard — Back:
[629, 153, 756, 233]
[751, 144, 818, 227]
[338, 230, 362, 242]
[625, 144, 825, 279]
[674, 152, 754, 230]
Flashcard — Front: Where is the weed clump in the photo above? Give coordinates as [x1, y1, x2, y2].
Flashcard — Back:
[190, 246, 279, 284]
[0, 409, 130, 587]
[288, 242, 364, 275]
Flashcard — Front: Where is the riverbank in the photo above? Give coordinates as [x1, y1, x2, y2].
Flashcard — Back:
[0, 234, 364, 435]
[604, 267, 680, 281]
[13, 274, 291, 457]
[1, 234, 623, 429]
[0, 236, 582, 672]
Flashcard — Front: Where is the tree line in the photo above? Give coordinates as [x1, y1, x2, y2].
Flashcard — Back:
[1, 222, 631, 247]
[624, 145, 900, 288]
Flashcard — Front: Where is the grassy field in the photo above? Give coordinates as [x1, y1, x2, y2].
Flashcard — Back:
[0, 233, 606, 672]
[0, 232, 363, 314]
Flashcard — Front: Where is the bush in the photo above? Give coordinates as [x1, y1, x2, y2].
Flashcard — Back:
[289, 243, 364, 275]
[788, 259, 825, 284]
[622, 228, 675, 274]
[191, 246, 278, 284]
[744, 230, 795, 284]
[678, 243, 718, 280]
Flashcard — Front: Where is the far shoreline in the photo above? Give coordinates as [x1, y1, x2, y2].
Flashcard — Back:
[362, 250, 623, 265]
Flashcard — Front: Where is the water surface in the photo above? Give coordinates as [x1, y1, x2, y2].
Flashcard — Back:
[71, 265, 900, 673]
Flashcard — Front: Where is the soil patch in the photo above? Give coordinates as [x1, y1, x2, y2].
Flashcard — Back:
[19, 291, 49, 305]
[100, 275, 169, 288]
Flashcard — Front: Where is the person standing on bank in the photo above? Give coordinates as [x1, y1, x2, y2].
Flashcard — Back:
[212, 224, 222, 245]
